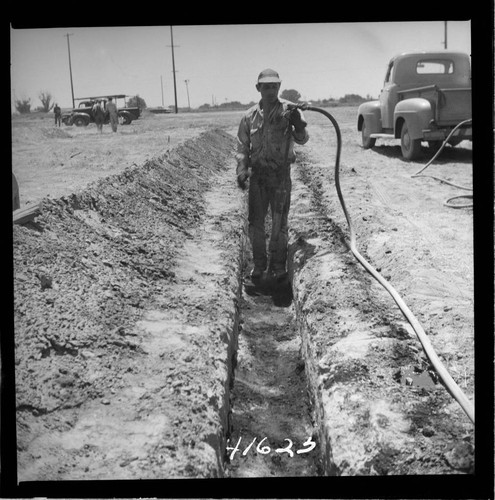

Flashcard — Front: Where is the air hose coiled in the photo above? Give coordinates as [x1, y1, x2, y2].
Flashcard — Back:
[412, 119, 473, 209]
[290, 103, 474, 424]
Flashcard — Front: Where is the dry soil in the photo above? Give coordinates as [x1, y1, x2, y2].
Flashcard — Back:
[10, 106, 476, 492]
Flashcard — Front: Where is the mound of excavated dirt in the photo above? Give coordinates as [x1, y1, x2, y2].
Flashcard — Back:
[13, 129, 245, 481]
[12, 120, 73, 144]
[287, 136, 475, 477]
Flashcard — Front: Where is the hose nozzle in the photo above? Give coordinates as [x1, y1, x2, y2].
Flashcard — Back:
[286, 102, 310, 111]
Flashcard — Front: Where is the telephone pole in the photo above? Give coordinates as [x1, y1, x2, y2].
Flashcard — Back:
[443, 21, 448, 49]
[184, 79, 190, 110]
[170, 26, 178, 113]
[161, 75, 164, 107]
[65, 33, 75, 108]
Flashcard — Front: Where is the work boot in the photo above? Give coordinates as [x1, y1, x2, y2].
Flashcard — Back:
[250, 267, 264, 281]
[271, 269, 288, 283]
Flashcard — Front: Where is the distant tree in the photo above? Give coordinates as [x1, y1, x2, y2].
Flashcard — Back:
[127, 95, 147, 108]
[338, 93, 366, 104]
[38, 91, 54, 112]
[280, 89, 301, 103]
[219, 100, 244, 109]
[314, 97, 338, 107]
[15, 98, 31, 114]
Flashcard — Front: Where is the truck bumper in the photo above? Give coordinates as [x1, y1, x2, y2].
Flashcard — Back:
[423, 126, 472, 141]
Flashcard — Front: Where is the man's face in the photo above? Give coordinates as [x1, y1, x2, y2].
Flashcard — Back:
[256, 82, 280, 103]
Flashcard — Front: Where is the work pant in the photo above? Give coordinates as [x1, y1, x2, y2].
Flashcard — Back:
[55, 115, 61, 127]
[109, 113, 118, 132]
[95, 117, 104, 133]
[248, 169, 291, 273]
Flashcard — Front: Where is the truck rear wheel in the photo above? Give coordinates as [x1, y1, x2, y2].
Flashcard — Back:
[400, 123, 421, 161]
[119, 112, 132, 125]
[361, 121, 376, 149]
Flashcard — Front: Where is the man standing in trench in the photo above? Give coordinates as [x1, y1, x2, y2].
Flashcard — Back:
[236, 68, 309, 284]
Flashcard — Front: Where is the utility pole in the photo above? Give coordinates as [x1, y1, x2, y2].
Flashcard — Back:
[65, 33, 75, 108]
[161, 75, 164, 107]
[170, 26, 178, 113]
[443, 21, 448, 49]
[184, 79, 190, 110]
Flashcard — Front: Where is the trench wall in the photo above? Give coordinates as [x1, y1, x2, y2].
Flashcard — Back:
[14, 129, 245, 480]
[288, 167, 407, 475]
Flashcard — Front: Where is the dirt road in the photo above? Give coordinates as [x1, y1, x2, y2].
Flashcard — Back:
[10, 106, 475, 490]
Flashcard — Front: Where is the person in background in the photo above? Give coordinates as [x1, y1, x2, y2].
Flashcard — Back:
[236, 68, 309, 283]
[54, 103, 61, 127]
[106, 97, 118, 133]
[93, 100, 106, 133]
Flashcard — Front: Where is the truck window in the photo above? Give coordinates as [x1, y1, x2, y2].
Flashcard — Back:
[416, 59, 454, 75]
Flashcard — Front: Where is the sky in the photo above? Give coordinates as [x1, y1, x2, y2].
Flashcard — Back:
[10, 22, 472, 111]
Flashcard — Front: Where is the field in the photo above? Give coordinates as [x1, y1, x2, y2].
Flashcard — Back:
[10, 106, 475, 492]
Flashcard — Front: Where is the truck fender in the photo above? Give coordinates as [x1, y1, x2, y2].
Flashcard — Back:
[71, 112, 91, 127]
[394, 98, 433, 140]
[357, 101, 381, 133]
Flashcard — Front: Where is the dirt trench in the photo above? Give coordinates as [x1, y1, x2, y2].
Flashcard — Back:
[225, 220, 322, 478]
[13, 128, 323, 487]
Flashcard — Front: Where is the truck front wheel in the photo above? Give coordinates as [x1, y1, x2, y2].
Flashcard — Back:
[73, 116, 89, 127]
[361, 120, 376, 149]
[400, 123, 421, 161]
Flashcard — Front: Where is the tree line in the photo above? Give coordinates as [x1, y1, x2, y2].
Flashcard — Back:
[14, 91, 58, 114]
[14, 89, 373, 114]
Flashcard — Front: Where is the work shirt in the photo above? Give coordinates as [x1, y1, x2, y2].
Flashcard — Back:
[106, 101, 118, 116]
[236, 98, 309, 176]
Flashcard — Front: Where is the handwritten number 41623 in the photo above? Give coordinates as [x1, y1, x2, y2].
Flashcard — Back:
[226, 436, 316, 460]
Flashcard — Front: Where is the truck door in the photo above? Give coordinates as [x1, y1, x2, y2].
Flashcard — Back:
[379, 61, 396, 130]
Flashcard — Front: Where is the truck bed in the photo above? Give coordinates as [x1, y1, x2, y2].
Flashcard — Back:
[398, 85, 471, 125]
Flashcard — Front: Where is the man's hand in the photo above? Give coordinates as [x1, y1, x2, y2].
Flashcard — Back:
[237, 171, 250, 190]
[289, 109, 305, 131]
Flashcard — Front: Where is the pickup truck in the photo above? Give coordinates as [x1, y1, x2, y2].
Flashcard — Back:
[62, 94, 141, 127]
[357, 51, 472, 160]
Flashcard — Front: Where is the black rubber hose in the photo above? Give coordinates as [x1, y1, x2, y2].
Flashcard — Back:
[295, 104, 475, 424]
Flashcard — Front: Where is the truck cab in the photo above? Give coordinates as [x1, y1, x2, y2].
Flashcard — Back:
[357, 51, 472, 160]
